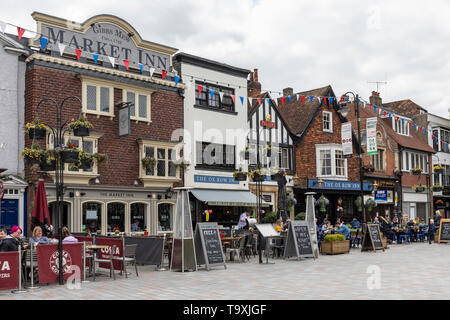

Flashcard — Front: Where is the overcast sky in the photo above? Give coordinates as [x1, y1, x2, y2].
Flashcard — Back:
[2, 0, 449, 117]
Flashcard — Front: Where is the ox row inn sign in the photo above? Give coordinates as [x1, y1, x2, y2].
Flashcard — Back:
[308, 179, 373, 192]
[29, 12, 177, 71]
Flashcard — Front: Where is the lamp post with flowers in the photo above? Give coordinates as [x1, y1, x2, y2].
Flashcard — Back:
[30, 96, 88, 285]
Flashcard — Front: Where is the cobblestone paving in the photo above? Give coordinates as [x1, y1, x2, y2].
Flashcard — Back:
[1, 243, 450, 300]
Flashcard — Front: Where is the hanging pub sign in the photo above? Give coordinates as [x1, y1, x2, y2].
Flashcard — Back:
[194, 222, 226, 270]
[260, 114, 276, 128]
[341, 122, 353, 158]
[284, 220, 315, 260]
[118, 105, 130, 137]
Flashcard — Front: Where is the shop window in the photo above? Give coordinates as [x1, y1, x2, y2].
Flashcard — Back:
[82, 202, 102, 233]
[107, 203, 125, 233]
[158, 203, 173, 232]
[130, 203, 146, 232]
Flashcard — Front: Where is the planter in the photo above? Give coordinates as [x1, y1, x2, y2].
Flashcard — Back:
[28, 127, 47, 140]
[432, 186, 443, 192]
[79, 158, 93, 170]
[412, 170, 422, 176]
[234, 173, 247, 181]
[252, 173, 267, 182]
[415, 187, 425, 193]
[73, 126, 90, 137]
[434, 168, 444, 175]
[40, 158, 56, 171]
[60, 150, 79, 163]
[25, 156, 42, 164]
[320, 240, 350, 255]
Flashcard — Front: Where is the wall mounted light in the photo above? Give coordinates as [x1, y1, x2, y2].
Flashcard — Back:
[95, 178, 100, 184]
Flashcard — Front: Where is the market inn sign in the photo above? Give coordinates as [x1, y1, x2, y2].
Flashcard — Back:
[29, 12, 178, 71]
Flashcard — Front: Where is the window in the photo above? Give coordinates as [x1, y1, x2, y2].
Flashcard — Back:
[316, 145, 347, 178]
[279, 147, 290, 170]
[323, 111, 333, 133]
[107, 202, 125, 233]
[371, 149, 384, 172]
[392, 117, 410, 136]
[123, 88, 152, 122]
[402, 150, 428, 173]
[82, 81, 114, 116]
[158, 203, 173, 232]
[196, 141, 235, 170]
[433, 129, 440, 152]
[82, 202, 102, 233]
[195, 81, 235, 112]
[440, 128, 450, 153]
[130, 203, 147, 232]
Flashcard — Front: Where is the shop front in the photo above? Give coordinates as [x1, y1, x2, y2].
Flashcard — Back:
[45, 185, 176, 235]
[402, 189, 430, 221]
[433, 186, 450, 219]
[363, 179, 397, 220]
[295, 179, 373, 225]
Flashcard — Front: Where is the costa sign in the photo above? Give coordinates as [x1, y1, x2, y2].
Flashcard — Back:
[37, 244, 83, 284]
[30, 12, 177, 71]
[0, 252, 19, 290]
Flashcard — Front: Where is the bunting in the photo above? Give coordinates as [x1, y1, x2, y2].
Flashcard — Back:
[230, 95, 235, 104]
[92, 53, 99, 65]
[174, 75, 180, 86]
[218, 91, 224, 101]
[198, 85, 203, 96]
[138, 63, 144, 73]
[75, 49, 82, 61]
[161, 70, 168, 80]
[39, 37, 48, 51]
[240, 96, 244, 105]
[57, 43, 66, 56]
[123, 59, 130, 70]
[108, 56, 115, 68]
[17, 27, 25, 40]
[209, 88, 215, 100]
[149, 67, 156, 77]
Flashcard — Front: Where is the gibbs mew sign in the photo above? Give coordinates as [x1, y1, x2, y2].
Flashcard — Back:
[29, 12, 177, 71]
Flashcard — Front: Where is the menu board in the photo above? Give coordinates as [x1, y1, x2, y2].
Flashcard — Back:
[362, 224, 384, 252]
[284, 221, 315, 259]
[194, 223, 226, 270]
[438, 219, 450, 243]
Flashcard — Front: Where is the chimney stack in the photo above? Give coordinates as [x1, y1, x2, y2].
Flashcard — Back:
[369, 91, 382, 107]
[248, 68, 261, 98]
[283, 87, 294, 97]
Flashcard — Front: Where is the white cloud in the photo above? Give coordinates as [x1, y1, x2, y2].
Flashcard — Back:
[1, 0, 449, 117]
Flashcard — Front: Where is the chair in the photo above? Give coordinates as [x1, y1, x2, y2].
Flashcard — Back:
[83, 241, 94, 277]
[92, 245, 116, 281]
[271, 238, 285, 258]
[416, 226, 426, 242]
[113, 244, 139, 278]
[244, 234, 256, 259]
[226, 236, 246, 262]
[24, 246, 39, 285]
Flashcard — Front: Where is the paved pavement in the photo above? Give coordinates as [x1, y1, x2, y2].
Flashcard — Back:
[1, 242, 450, 300]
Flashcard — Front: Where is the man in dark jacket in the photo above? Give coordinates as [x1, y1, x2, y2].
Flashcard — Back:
[428, 219, 436, 244]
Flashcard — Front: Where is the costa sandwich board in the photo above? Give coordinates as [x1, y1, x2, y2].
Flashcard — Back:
[194, 223, 226, 271]
[361, 224, 385, 252]
[284, 220, 315, 260]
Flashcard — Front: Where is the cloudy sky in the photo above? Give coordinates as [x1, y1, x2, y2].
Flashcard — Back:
[2, 0, 449, 117]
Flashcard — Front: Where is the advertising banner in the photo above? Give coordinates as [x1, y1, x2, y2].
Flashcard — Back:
[36, 243, 83, 284]
[341, 122, 353, 158]
[0, 252, 19, 290]
[366, 117, 378, 156]
[95, 237, 123, 270]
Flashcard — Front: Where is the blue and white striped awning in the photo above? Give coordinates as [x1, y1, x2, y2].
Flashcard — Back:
[190, 189, 270, 207]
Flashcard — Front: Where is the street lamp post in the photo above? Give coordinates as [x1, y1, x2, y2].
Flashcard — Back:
[35, 96, 84, 285]
[338, 92, 366, 231]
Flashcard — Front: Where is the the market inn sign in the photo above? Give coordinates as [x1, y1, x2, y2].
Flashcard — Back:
[29, 12, 178, 71]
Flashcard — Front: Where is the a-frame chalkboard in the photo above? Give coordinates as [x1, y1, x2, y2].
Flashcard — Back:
[438, 219, 450, 243]
[194, 223, 227, 270]
[284, 221, 315, 260]
[361, 224, 385, 252]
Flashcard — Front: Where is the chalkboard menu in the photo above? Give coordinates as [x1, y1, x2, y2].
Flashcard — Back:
[361, 224, 385, 252]
[438, 219, 450, 243]
[194, 223, 227, 270]
[284, 221, 315, 259]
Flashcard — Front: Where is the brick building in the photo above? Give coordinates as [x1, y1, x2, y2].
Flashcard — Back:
[23, 12, 184, 235]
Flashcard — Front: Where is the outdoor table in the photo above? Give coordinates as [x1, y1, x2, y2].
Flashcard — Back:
[85, 244, 109, 279]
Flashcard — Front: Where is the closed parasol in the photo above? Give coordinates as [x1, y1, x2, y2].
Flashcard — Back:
[31, 179, 51, 235]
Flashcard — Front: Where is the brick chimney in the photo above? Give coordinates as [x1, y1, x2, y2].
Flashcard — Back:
[248, 68, 261, 98]
[369, 91, 382, 106]
[283, 87, 294, 97]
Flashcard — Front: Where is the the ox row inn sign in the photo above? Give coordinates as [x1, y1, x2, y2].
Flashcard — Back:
[29, 12, 178, 71]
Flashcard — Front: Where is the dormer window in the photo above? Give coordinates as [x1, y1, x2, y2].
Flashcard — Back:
[393, 116, 410, 136]
[323, 111, 333, 133]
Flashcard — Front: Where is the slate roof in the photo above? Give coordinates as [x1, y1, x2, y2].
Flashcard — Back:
[382, 99, 427, 118]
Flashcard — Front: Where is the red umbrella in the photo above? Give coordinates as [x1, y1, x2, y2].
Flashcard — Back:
[31, 179, 51, 233]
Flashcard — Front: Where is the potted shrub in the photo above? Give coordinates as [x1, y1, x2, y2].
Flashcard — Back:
[56, 143, 80, 163]
[354, 196, 363, 212]
[249, 167, 267, 182]
[271, 168, 286, 180]
[25, 119, 48, 140]
[315, 195, 329, 213]
[233, 167, 248, 181]
[365, 198, 377, 212]
[68, 115, 93, 137]
[21, 144, 46, 164]
[433, 165, 444, 175]
[320, 234, 350, 255]
[413, 184, 426, 193]
[39, 154, 56, 171]
[141, 156, 156, 170]
[432, 184, 444, 192]
[411, 167, 423, 175]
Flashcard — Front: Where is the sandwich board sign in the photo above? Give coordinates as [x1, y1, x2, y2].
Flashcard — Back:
[361, 224, 384, 252]
[194, 223, 226, 270]
[438, 219, 450, 243]
[284, 221, 315, 260]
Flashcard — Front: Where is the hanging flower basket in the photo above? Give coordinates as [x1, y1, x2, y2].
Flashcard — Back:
[25, 119, 48, 140]
[68, 115, 93, 137]
[249, 168, 266, 182]
[432, 184, 443, 192]
[354, 196, 363, 212]
[411, 168, 423, 175]
[56, 143, 80, 163]
[175, 160, 190, 171]
[365, 198, 377, 212]
[433, 165, 444, 174]
[316, 195, 329, 213]
[413, 184, 426, 193]
[141, 156, 156, 170]
[271, 169, 287, 180]
[244, 147, 253, 160]
[233, 168, 248, 181]
[93, 153, 108, 164]
[39, 156, 56, 171]
[21, 144, 46, 164]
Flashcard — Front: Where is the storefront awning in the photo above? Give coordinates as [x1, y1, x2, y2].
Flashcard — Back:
[190, 189, 270, 207]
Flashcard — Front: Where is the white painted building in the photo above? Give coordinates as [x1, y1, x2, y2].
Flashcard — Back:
[0, 32, 29, 234]
[174, 53, 261, 228]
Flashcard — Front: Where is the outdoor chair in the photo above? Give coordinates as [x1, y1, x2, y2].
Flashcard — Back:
[113, 244, 139, 278]
[350, 229, 360, 248]
[83, 241, 94, 277]
[24, 245, 39, 285]
[244, 234, 256, 260]
[271, 238, 285, 258]
[92, 245, 116, 281]
[416, 226, 426, 242]
[226, 236, 246, 262]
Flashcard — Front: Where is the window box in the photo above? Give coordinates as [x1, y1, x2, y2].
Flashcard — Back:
[412, 168, 423, 175]
[413, 184, 426, 193]
[73, 126, 90, 137]
[432, 185, 443, 192]
[233, 168, 248, 181]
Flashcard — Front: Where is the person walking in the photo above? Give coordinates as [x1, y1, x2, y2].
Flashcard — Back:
[428, 219, 436, 244]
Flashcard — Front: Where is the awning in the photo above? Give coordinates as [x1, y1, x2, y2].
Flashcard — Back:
[190, 189, 270, 207]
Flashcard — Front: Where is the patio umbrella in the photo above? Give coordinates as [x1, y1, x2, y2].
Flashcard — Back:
[31, 179, 51, 235]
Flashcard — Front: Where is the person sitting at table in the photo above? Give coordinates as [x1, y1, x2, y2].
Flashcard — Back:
[406, 219, 417, 242]
[380, 217, 395, 244]
[274, 219, 283, 232]
[373, 217, 381, 226]
[29, 226, 51, 245]
[351, 218, 361, 229]
[131, 220, 142, 232]
[0, 226, 28, 252]
[283, 219, 291, 232]
[392, 217, 400, 228]
[335, 222, 350, 240]
[61, 227, 79, 244]
[323, 221, 333, 234]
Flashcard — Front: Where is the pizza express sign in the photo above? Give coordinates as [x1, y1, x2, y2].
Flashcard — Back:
[30, 12, 177, 71]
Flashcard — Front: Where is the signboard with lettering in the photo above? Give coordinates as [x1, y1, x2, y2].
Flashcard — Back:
[30, 12, 176, 72]
[260, 120, 276, 128]
[194, 175, 239, 185]
[375, 190, 388, 202]
[438, 219, 450, 243]
[361, 224, 384, 252]
[366, 117, 378, 156]
[308, 179, 373, 191]
[194, 223, 226, 271]
[284, 221, 315, 260]
[341, 122, 353, 158]
[118, 106, 130, 137]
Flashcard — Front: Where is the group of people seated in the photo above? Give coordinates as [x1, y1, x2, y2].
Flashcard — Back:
[0, 225, 78, 252]
[317, 218, 352, 240]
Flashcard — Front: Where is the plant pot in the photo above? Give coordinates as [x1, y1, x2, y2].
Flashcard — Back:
[432, 186, 443, 192]
[73, 126, 90, 137]
[320, 240, 350, 255]
[434, 168, 444, 175]
[60, 150, 79, 163]
[244, 151, 250, 160]
[412, 171, 422, 176]
[234, 173, 247, 181]
[271, 173, 283, 180]
[40, 158, 56, 171]
[252, 173, 266, 182]
[25, 156, 42, 164]
[28, 127, 47, 140]
[415, 187, 425, 193]
[79, 158, 93, 170]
